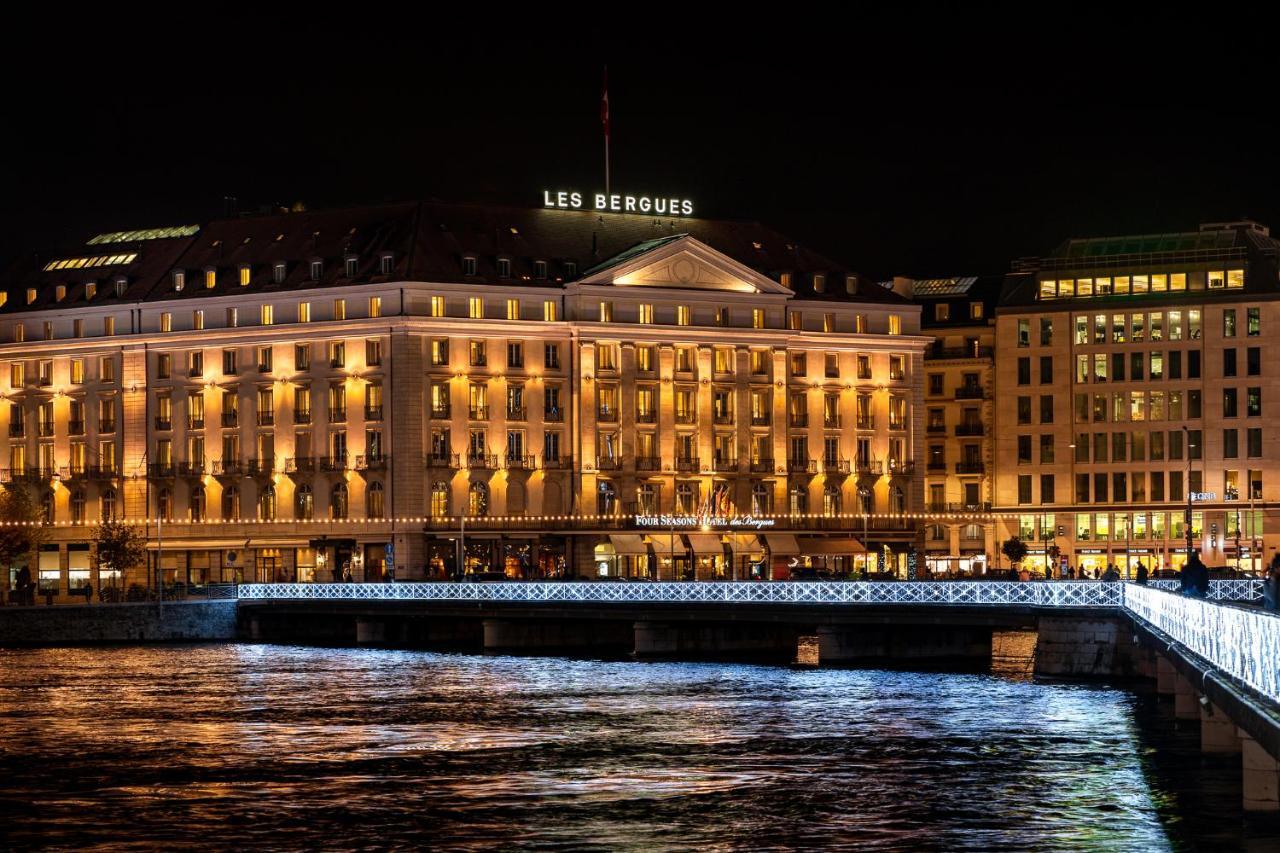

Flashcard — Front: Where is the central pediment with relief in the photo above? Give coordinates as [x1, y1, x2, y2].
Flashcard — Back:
[578, 235, 793, 295]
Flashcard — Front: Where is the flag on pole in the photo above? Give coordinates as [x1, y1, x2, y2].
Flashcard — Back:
[601, 67, 610, 139]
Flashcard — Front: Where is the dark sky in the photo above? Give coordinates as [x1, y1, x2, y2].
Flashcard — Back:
[5, 16, 1278, 280]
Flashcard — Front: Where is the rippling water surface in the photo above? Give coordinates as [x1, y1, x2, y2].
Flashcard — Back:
[0, 644, 1274, 850]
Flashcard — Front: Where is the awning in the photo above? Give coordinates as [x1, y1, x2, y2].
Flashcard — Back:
[766, 534, 801, 555]
[726, 534, 764, 554]
[686, 534, 726, 556]
[797, 537, 865, 555]
[609, 534, 650, 556]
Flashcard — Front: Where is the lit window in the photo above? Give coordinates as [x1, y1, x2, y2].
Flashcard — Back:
[506, 299, 520, 321]
[638, 304, 653, 325]
[333, 299, 346, 321]
[84, 283, 96, 300]
[298, 302, 310, 323]
[780, 272, 792, 288]
[239, 265, 251, 286]
[226, 307, 238, 327]
[173, 270, 185, 291]
[160, 312, 172, 333]
[102, 317, 114, 336]
[55, 285, 65, 302]
[752, 309, 765, 329]
[469, 297, 483, 319]
[970, 302, 984, 320]
[888, 315, 902, 335]
[204, 268, 216, 289]
[788, 313, 802, 331]
[935, 303, 949, 321]
[25, 289, 35, 304]
[855, 315, 867, 333]
[677, 305, 690, 326]
[368, 296, 382, 318]
[73, 319, 83, 338]
[600, 301, 613, 323]
[813, 273, 826, 293]
[543, 300, 558, 322]
[430, 296, 445, 317]
[261, 305, 274, 326]
[823, 313, 835, 333]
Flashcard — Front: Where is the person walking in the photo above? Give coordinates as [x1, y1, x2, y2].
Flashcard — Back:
[1135, 562, 1148, 585]
[1263, 554, 1280, 611]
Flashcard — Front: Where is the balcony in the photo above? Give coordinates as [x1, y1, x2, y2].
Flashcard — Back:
[822, 458, 851, 475]
[635, 410, 656, 424]
[714, 456, 738, 472]
[713, 412, 734, 426]
[675, 412, 697, 425]
[100, 419, 116, 434]
[7, 422, 23, 438]
[955, 460, 985, 474]
[330, 409, 347, 424]
[177, 461, 205, 478]
[888, 460, 915, 476]
[948, 501, 992, 513]
[955, 385, 986, 400]
[505, 407, 526, 422]
[294, 410, 312, 425]
[189, 366, 204, 378]
[188, 417, 205, 431]
[245, 458, 274, 477]
[68, 420, 85, 436]
[425, 452, 459, 469]
[544, 407, 564, 423]
[927, 423, 947, 434]
[365, 406, 384, 421]
[8, 466, 55, 483]
[505, 454, 536, 471]
[355, 453, 389, 472]
[955, 424, 985, 437]
[751, 415, 771, 427]
[596, 456, 622, 471]
[36, 421, 53, 438]
[888, 420, 907, 432]
[927, 460, 948, 472]
[789, 413, 809, 428]
[597, 408, 619, 423]
[319, 455, 349, 472]
[541, 455, 569, 470]
[856, 417, 875, 431]
[212, 459, 243, 478]
[823, 414, 842, 429]
[147, 462, 176, 478]
[750, 458, 775, 473]
[788, 458, 817, 474]
[926, 344, 994, 361]
[856, 460, 883, 476]
[286, 457, 317, 476]
[330, 358, 345, 369]
[257, 412, 275, 427]
[430, 406, 451, 420]
[466, 453, 498, 470]
[468, 406, 489, 421]
[676, 457, 700, 473]
[85, 464, 118, 480]
[636, 456, 661, 471]
[258, 363, 272, 374]
[221, 413, 239, 428]
[153, 417, 172, 431]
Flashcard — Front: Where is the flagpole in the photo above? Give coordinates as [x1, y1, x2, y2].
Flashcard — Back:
[602, 66, 610, 197]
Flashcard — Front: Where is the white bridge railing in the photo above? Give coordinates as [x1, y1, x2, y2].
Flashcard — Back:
[238, 580, 1125, 607]
[1148, 578, 1262, 601]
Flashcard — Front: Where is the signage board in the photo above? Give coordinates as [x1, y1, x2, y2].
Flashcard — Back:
[634, 515, 775, 530]
[543, 190, 694, 216]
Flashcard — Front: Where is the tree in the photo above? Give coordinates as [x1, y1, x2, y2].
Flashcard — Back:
[1001, 536, 1029, 569]
[92, 520, 146, 601]
[0, 486, 47, 583]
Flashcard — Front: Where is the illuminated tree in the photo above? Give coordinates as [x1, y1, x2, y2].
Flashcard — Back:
[92, 519, 146, 600]
[0, 486, 47, 579]
[1001, 536, 1029, 569]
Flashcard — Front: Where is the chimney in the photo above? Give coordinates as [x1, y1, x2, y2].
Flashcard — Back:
[891, 276, 915, 299]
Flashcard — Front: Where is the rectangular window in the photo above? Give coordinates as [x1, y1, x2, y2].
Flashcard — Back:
[369, 296, 382, 318]
[677, 305, 691, 326]
[638, 304, 653, 325]
[543, 300, 559, 322]
[261, 304, 274, 326]
[752, 309, 765, 329]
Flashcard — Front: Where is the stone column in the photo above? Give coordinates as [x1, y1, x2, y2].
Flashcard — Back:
[1156, 654, 1176, 695]
[1200, 703, 1241, 753]
[1173, 671, 1199, 720]
[1241, 731, 1280, 812]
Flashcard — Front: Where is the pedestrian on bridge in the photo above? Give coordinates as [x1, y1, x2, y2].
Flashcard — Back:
[1264, 554, 1280, 611]
[1135, 562, 1148, 585]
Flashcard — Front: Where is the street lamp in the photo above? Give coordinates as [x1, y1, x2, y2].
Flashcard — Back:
[1183, 425, 1194, 571]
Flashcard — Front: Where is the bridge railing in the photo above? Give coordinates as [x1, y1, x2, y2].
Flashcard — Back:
[1123, 583, 1280, 704]
[1148, 578, 1261, 601]
[237, 580, 1125, 607]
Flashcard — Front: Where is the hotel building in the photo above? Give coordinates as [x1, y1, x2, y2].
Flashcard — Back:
[0, 201, 928, 596]
[993, 220, 1280, 576]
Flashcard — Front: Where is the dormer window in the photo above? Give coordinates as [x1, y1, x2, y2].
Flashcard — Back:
[84, 282, 97, 300]
[780, 272, 793, 288]
[564, 261, 577, 278]
[239, 265, 251, 286]
[462, 256, 477, 276]
[173, 270, 185, 291]
[203, 267, 216, 289]
[497, 258, 511, 278]
[534, 260, 547, 279]
[345, 256, 359, 277]
[272, 262, 286, 284]
[26, 288, 36, 304]
[114, 277, 127, 297]
[845, 275, 857, 295]
[379, 253, 394, 275]
[309, 260, 323, 281]
[55, 285, 66, 302]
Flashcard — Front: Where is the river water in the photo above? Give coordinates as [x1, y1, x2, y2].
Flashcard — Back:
[0, 643, 1276, 850]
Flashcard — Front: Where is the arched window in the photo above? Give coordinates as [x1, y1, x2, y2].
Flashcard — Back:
[157, 488, 172, 521]
[597, 480, 617, 515]
[41, 491, 54, 524]
[751, 483, 771, 515]
[675, 482, 695, 514]
[789, 485, 808, 514]
[367, 482, 385, 519]
[70, 490, 86, 525]
[190, 485, 205, 521]
[430, 482, 449, 517]
[962, 523, 982, 541]
[222, 486, 240, 520]
[296, 484, 313, 520]
[890, 485, 905, 515]
[468, 481, 488, 517]
[822, 485, 841, 517]
[857, 486, 873, 515]
[258, 484, 276, 520]
[927, 523, 946, 541]
[101, 488, 117, 521]
[331, 482, 348, 519]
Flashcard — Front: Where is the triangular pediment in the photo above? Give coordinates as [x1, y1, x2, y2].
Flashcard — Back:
[579, 235, 793, 295]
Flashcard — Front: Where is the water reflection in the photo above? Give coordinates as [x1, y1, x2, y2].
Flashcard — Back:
[0, 644, 1270, 849]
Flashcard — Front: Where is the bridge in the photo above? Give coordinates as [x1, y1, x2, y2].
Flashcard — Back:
[237, 578, 1280, 811]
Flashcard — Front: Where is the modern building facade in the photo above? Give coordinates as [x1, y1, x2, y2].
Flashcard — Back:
[993, 220, 1280, 577]
[0, 201, 929, 597]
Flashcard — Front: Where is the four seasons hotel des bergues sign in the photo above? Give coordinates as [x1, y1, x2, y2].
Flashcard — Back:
[543, 189, 694, 216]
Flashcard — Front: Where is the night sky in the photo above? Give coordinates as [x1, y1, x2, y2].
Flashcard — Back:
[5, 18, 1278, 280]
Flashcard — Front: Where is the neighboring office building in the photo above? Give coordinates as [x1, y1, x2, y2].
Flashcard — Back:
[0, 200, 929, 599]
[994, 220, 1280, 577]
[893, 275, 1003, 575]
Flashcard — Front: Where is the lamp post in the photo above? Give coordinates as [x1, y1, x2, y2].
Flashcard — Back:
[1183, 425, 1194, 569]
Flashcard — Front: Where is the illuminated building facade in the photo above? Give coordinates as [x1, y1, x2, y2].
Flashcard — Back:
[993, 220, 1280, 576]
[0, 201, 928, 596]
